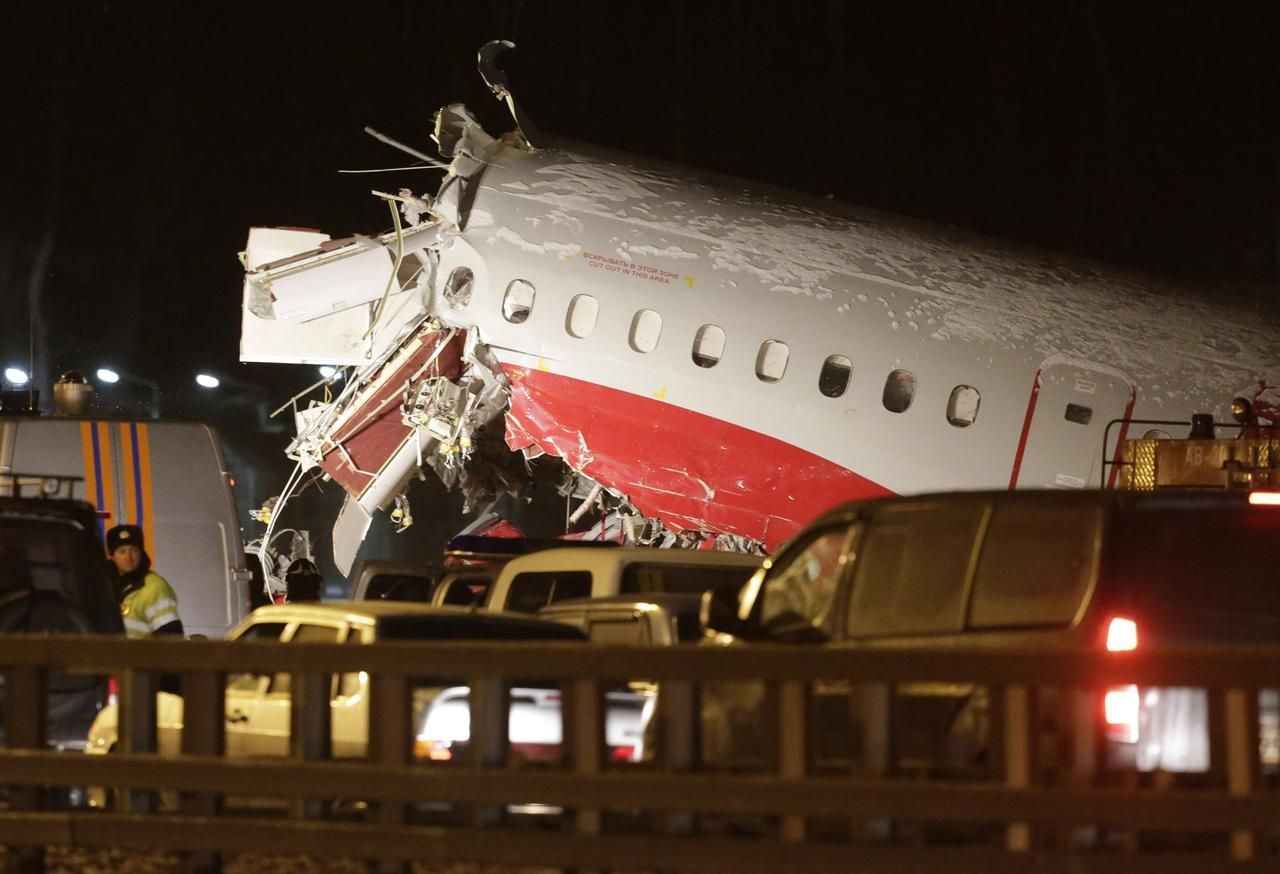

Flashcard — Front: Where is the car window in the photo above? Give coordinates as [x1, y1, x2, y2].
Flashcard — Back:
[364, 573, 435, 601]
[587, 616, 649, 645]
[621, 563, 757, 595]
[226, 621, 288, 692]
[0, 518, 114, 620]
[504, 571, 592, 613]
[847, 502, 985, 637]
[968, 502, 1099, 628]
[438, 574, 492, 607]
[270, 622, 344, 695]
[759, 526, 853, 631]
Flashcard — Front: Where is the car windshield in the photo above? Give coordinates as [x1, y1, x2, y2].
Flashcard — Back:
[1104, 503, 1280, 644]
[759, 527, 849, 630]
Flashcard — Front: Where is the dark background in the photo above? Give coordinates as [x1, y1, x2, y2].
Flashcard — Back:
[3, 1, 1277, 578]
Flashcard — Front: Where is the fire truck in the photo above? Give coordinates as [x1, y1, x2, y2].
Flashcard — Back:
[1107, 397, 1279, 493]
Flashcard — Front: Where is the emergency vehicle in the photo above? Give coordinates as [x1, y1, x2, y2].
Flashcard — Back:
[0, 415, 252, 638]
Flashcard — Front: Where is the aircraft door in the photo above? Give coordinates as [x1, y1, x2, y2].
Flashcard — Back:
[1010, 361, 1135, 490]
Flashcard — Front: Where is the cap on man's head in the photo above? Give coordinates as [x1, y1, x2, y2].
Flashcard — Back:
[106, 524, 145, 554]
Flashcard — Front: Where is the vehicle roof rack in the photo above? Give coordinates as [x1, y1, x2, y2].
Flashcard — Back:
[0, 472, 84, 500]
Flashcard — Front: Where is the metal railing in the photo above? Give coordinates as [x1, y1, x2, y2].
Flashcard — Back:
[2, 635, 1279, 872]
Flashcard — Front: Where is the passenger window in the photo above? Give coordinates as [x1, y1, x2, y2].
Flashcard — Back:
[947, 385, 980, 427]
[226, 621, 287, 693]
[882, 369, 916, 413]
[443, 267, 473, 309]
[587, 617, 649, 646]
[505, 572, 592, 614]
[847, 502, 985, 637]
[1065, 403, 1093, 425]
[439, 575, 491, 607]
[759, 526, 851, 631]
[565, 294, 599, 338]
[621, 563, 758, 595]
[271, 623, 343, 695]
[969, 502, 1099, 628]
[755, 340, 789, 383]
[692, 324, 725, 368]
[502, 279, 535, 323]
[629, 309, 662, 352]
[819, 355, 852, 398]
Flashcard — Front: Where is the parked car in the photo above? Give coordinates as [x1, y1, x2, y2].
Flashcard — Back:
[349, 560, 442, 602]
[418, 593, 709, 768]
[0, 483, 124, 750]
[83, 601, 587, 807]
[703, 488, 1280, 777]
[480, 546, 762, 615]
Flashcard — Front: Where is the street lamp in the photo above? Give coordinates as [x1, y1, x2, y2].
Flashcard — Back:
[195, 373, 221, 389]
[318, 366, 337, 379]
[97, 367, 161, 418]
[4, 367, 29, 386]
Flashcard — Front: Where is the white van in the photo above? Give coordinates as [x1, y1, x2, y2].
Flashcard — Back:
[477, 547, 762, 615]
[0, 416, 252, 637]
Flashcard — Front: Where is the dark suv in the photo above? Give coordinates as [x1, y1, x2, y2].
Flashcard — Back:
[0, 493, 124, 749]
[706, 489, 1280, 776]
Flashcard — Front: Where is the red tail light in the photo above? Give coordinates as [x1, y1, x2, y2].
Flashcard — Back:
[1106, 616, 1138, 652]
[107, 675, 119, 707]
[609, 745, 637, 763]
[1103, 616, 1140, 742]
[1104, 685, 1140, 743]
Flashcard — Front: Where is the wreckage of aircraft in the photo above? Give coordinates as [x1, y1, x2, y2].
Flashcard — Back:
[239, 42, 1279, 573]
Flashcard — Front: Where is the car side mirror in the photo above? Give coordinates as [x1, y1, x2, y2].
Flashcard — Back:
[700, 588, 750, 638]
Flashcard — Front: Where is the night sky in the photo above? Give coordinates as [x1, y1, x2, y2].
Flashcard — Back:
[5, 0, 1277, 407]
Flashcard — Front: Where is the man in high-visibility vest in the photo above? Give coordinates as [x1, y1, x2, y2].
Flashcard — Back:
[106, 524, 184, 638]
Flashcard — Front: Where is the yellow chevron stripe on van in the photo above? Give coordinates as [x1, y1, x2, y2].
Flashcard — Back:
[119, 423, 137, 525]
[79, 421, 99, 525]
[96, 422, 116, 534]
[135, 422, 156, 560]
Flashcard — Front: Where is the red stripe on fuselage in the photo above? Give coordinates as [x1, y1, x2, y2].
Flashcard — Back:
[1008, 369, 1042, 489]
[500, 366, 892, 548]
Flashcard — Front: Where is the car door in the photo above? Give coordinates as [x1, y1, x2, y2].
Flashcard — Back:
[841, 500, 987, 776]
[235, 620, 347, 758]
[222, 620, 289, 757]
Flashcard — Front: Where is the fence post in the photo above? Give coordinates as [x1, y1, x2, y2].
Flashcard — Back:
[179, 669, 225, 874]
[289, 671, 332, 821]
[570, 677, 603, 841]
[3, 665, 47, 874]
[469, 675, 507, 827]
[777, 679, 806, 844]
[1224, 688, 1258, 861]
[119, 667, 159, 813]
[661, 679, 696, 836]
[857, 682, 891, 841]
[369, 673, 411, 874]
[1002, 684, 1032, 852]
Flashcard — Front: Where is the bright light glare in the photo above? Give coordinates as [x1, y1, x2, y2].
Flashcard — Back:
[1249, 492, 1280, 506]
[195, 374, 221, 389]
[1106, 617, 1138, 652]
[4, 367, 29, 386]
[96, 368, 121, 384]
[1104, 684, 1140, 741]
[318, 366, 337, 378]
